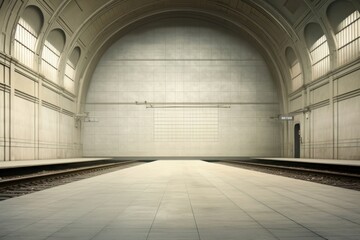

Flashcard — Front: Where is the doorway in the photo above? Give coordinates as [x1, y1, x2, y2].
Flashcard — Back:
[294, 123, 301, 158]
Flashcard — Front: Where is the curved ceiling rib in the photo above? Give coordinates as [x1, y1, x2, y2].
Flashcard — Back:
[10, 0, 308, 113]
[56, 1, 292, 111]
[76, 8, 289, 115]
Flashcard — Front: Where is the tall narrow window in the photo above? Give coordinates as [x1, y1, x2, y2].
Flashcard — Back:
[327, 0, 360, 66]
[14, 6, 43, 68]
[64, 47, 81, 93]
[41, 29, 66, 84]
[285, 47, 303, 91]
[304, 23, 330, 80]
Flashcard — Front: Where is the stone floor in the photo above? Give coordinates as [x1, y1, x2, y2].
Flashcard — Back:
[0, 160, 359, 240]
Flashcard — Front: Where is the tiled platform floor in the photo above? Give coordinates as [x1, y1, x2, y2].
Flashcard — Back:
[0, 160, 359, 240]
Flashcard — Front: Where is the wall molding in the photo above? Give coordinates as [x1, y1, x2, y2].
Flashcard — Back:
[14, 68, 39, 83]
[0, 82, 10, 93]
[61, 108, 74, 117]
[309, 80, 329, 92]
[42, 78, 62, 92]
[288, 85, 305, 98]
[14, 89, 39, 103]
[0, 52, 12, 66]
[334, 88, 360, 103]
[332, 57, 360, 80]
[61, 93, 74, 102]
[309, 99, 329, 111]
[42, 100, 61, 112]
[62, 89, 75, 99]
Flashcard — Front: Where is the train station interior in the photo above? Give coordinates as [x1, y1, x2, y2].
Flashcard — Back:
[0, 0, 360, 239]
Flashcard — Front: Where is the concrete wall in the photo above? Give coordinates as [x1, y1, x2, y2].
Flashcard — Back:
[83, 18, 281, 158]
[288, 63, 360, 160]
[0, 55, 81, 161]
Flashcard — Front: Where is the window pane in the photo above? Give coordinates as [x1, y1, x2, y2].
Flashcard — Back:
[14, 18, 37, 68]
[337, 11, 360, 66]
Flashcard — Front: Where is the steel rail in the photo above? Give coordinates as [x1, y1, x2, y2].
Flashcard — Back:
[0, 161, 134, 188]
[222, 160, 360, 179]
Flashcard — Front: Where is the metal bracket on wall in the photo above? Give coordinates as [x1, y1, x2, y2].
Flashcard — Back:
[74, 112, 89, 128]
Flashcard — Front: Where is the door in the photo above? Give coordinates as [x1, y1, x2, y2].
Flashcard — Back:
[294, 123, 300, 158]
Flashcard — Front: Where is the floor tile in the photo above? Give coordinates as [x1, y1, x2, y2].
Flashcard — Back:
[0, 160, 359, 240]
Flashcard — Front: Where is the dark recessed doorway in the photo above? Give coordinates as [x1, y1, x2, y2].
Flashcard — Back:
[294, 123, 301, 158]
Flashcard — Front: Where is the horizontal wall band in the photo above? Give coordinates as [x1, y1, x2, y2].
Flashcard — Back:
[0, 52, 12, 66]
[42, 83, 60, 95]
[14, 68, 38, 83]
[61, 93, 75, 102]
[102, 59, 266, 62]
[15, 89, 39, 103]
[309, 80, 329, 92]
[42, 100, 61, 112]
[62, 109, 75, 117]
[9, 146, 82, 150]
[9, 140, 81, 147]
[42, 77, 62, 91]
[87, 101, 279, 105]
[334, 88, 360, 103]
[332, 57, 360, 80]
[0, 82, 10, 93]
[309, 99, 330, 110]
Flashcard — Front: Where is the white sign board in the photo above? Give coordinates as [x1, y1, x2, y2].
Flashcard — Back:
[279, 115, 294, 121]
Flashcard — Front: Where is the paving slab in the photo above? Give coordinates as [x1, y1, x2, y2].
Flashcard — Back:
[0, 160, 359, 240]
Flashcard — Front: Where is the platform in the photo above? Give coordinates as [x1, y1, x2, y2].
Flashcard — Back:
[0, 158, 112, 169]
[255, 157, 360, 166]
[0, 160, 359, 240]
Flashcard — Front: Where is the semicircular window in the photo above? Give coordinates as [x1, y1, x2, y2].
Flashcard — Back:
[304, 22, 330, 80]
[285, 47, 303, 91]
[14, 5, 44, 68]
[327, 0, 360, 66]
[41, 28, 66, 84]
[64, 46, 81, 93]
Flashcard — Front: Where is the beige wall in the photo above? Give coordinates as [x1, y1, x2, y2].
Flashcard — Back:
[288, 63, 360, 159]
[1, 0, 359, 161]
[0, 59, 81, 161]
[83, 18, 281, 158]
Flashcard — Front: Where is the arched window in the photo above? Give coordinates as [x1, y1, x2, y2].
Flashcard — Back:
[304, 23, 330, 80]
[64, 47, 81, 93]
[14, 6, 43, 68]
[285, 47, 303, 91]
[327, 0, 360, 66]
[41, 29, 66, 83]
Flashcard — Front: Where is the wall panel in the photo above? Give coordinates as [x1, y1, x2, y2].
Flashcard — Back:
[310, 83, 329, 105]
[39, 105, 59, 159]
[337, 95, 360, 159]
[13, 70, 36, 96]
[11, 95, 36, 160]
[0, 88, 4, 161]
[337, 69, 360, 96]
[311, 106, 332, 158]
[0, 51, 81, 161]
[42, 85, 59, 106]
[290, 95, 302, 112]
[84, 18, 281, 157]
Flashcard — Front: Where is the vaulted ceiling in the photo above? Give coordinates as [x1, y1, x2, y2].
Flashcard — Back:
[1, 0, 358, 112]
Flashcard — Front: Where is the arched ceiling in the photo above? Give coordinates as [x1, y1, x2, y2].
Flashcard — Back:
[51, 0, 301, 51]
[49, 0, 305, 111]
[3, 0, 343, 112]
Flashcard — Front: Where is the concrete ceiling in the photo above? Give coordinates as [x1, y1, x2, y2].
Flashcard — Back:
[57, 0, 312, 111]
[3, 0, 358, 112]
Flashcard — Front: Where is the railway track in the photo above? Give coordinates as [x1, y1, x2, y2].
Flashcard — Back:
[215, 159, 360, 191]
[0, 161, 143, 201]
